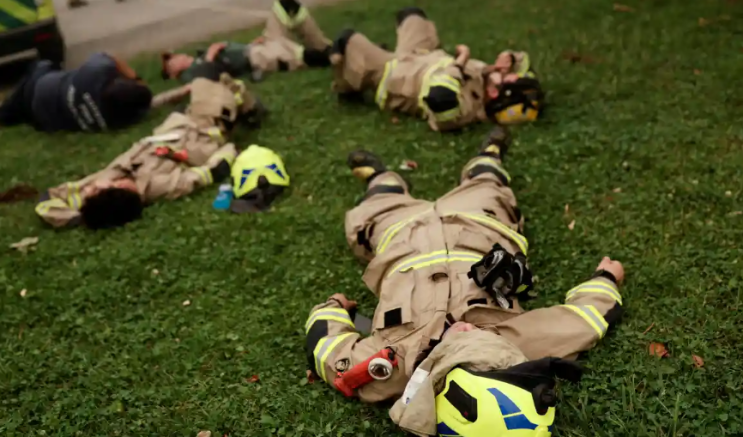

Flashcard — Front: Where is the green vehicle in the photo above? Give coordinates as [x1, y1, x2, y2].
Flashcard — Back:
[0, 0, 65, 65]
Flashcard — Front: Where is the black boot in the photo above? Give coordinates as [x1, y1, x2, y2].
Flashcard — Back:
[303, 46, 331, 68]
[332, 28, 356, 56]
[478, 125, 512, 162]
[279, 0, 301, 16]
[347, 150, 387, 184]
[396, 7, 427, 26]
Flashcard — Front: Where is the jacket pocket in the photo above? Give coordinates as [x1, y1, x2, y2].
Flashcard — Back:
[373, 272, 415, 338]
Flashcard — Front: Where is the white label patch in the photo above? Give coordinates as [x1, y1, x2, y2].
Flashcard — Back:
[402, 367, 430, 405]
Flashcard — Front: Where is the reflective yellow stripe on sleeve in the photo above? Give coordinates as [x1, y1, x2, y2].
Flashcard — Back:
[66, 183, 83, 211]
[207, 127, 224, 143]
[35, 198, 70, 217]
[563, 304, 608, 338]
[305, 308, 354, 334]
[191, 167, 212, 185]
[313, 333, 354, 383]
[566, 280, 622, 305]
[375, 59, 398, 109]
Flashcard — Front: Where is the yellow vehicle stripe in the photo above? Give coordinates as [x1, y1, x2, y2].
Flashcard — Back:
[0, 0, 37, 24]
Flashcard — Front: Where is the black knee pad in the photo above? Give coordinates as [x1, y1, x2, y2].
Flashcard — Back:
[333, 29, 356, 56]
[396, 7, 427, 26]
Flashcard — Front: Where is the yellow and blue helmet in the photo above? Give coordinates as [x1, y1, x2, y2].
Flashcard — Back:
[229, 145, 290, 213]
[485, 76, 544, 126]
[435, 358, 582, 437]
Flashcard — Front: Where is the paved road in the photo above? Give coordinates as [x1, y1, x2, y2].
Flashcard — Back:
[53, 0, 345, 67]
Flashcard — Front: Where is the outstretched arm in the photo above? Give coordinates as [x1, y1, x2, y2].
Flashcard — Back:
[491, 258, 625, 361]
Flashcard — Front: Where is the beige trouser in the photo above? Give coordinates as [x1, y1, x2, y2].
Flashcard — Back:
[250, 3, 331, 72]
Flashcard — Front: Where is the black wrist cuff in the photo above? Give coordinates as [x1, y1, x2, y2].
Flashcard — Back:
[327, 298, 344, 308]
[592, 269, 617, 284]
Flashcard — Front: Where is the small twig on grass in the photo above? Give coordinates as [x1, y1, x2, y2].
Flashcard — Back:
[642, 322, 655, 335]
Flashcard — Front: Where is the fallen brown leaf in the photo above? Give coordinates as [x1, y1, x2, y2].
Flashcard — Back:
[698, 17, 712, 26]
[9, 237, 39, 254]
[196, 432, 212, 437]
[693, 69, 702, 75]
[642, 322, 655, 335]
[391, 116, 400, 124]
[568, 219, 576, 231]
[247, 375, 260, 383]
[649, 342, 670, 358]
[613, 3, 635, 12]
[560, 51, 599, 64]
[692, 354, 704, 368]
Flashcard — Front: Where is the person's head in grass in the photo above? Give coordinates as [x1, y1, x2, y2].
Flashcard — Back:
[79, 179, 144, 229]
[101, 77, 154, 130]
[160, 51, 195, 80]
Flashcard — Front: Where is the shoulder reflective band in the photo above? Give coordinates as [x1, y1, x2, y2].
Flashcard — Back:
[448, 212, 527, 255]
[375, 59, 399, 109]
[566, 280, 622, 305]
[66, 183, 82, 211]
[313, 332, 355, 383]
[388, 250, 482, 277]
[305, 308, 354, 334]
[190, 166, 213, 185]
[35, 198, 70, 216]
[376, 208, 431, 254]
[562, 304, 608, 338]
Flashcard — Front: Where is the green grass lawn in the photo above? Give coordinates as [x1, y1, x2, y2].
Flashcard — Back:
[1, 0, 742, 435]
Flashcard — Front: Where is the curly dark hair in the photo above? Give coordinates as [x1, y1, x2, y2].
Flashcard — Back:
[79, 187, 144, 230]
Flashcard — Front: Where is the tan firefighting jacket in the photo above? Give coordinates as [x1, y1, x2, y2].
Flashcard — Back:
[35, 77, 251, 228]
[304, 170, 624, 404]
[375, 50, 489, 132]
[249, 0, 330, 72]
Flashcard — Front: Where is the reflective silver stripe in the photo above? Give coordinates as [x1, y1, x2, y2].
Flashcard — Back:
[304, 308, 354, 332]
[564, 305, 608, 337]
[388, 250, 482, 277]
[567, 281, 622, 305]
[313, 333, 354, 382]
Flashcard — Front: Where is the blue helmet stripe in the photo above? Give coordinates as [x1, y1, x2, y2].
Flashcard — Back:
[266, 163, 286, 179]
[240, 169, 255, 187]
[503, 414, 539, 431]
[487, 387, 522, 416]
[436, 422, 461, 436]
